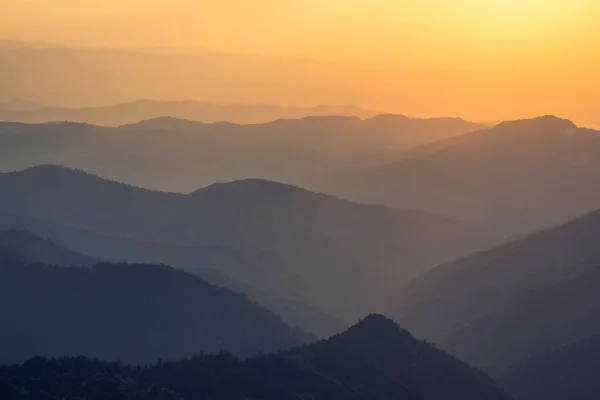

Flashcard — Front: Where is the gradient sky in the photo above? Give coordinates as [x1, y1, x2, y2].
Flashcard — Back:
[2, 0, 600, 125]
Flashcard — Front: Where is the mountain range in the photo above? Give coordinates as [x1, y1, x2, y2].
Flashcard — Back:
[0, 315, 511, 400]
[0, 165, 493, 322]
[391, 205, 600, 376]
[0, 114, 483, 192]
[0, 99, 379, 125]
[0, 223, 345, 337]
[326, 115, 600, 237]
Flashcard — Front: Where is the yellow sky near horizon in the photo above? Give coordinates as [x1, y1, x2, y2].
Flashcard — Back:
[2, 0, 600, 125]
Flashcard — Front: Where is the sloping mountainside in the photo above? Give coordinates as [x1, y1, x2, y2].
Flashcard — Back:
[0, 99, 379, 125]
[196, 268, 347, 338]
[0, 258, 308, 364]
[328, 116, 600, 237]
[0, 213, 345, 338]
[0, 114, 483, 192]
[0, 315, 511, 400]
[0, 229, 100, 266]
[392, 207, 600, 376]
[500, 335, 600, 400]
[0, 165, 495, 320]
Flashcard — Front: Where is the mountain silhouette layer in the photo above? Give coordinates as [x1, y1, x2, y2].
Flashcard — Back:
[500, 334, 600, 400]
[0, 165, 494, 321]
[0, 315, 511, 400]
[0, 218, 344, 338]
[327, 115, 600, 237]
[0, 229, 100, 266]
[0, 256, 309, 364]
[0, 114, 483, 192]
[392, 206, 600, 376]
[0, 99, 379, 125]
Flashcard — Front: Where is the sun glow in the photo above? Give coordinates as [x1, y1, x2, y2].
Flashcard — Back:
[1, 0, 599, 125]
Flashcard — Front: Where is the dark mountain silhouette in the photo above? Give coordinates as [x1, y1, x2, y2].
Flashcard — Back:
[0, 229, 100, 266]
[0, 165, 495, 320]
[0, 315, 511, 400]
[500, 334, 600, 400]
[328, 115, 600, 237]
[0, 357, 181, 400]
[0, 213, 344, 338]
[297, 314, 510, 400]
[0, 257, 309, 364]
[0, 99, 378, 125]
[0, 114, 483, 192]
[392, 207, 600, 376]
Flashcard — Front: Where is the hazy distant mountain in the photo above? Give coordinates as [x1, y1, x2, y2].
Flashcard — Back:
[0, 229, 99, 266]
[0, 258, 308, 364]
[0, 315, 510, 400]
[500, 335, 600, 400]
[0, 99, 379, 125]
[0, 165, 494, 320]
[0, 214, 343, 338]
[0, 115, 483, 192]
[392, 207, 600, 376]
[328, 115, 600, 237]
[0, 45, 364, 109]
[0, 98, 45, 111]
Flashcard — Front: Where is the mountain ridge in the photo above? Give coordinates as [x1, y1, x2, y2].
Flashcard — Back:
[0, 165, 495, 321]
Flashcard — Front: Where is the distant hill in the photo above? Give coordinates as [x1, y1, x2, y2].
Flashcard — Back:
[0, 166, 495, 321]
[391, 207, 600, 376]
[500, 335, 600, 400]
[0, 98, 45, 111]
[0, 229, 99, 266]
[0, 114, 484, 192]
[0, 45, 361, 109]
[327, 115, 600, 237]
[0, 315, 511, 400]
[0, 99, 379, 125]
[0, 214, 344, 338]
[0, 258, 308, 364]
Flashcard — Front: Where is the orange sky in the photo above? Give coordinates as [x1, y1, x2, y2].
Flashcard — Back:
[2, 0, 600, 125]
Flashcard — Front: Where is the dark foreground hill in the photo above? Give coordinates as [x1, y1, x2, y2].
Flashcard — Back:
[0, 166, 494, 321]
[392, 207, 600, 376]
[500, 335, 600, 400]
[0, 257, 308, 365]
[0, 315, 511, 400]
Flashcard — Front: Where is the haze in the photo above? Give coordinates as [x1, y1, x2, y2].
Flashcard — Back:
[2, 0, 600, 125]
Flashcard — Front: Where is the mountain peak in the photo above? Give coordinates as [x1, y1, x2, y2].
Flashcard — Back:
[191, 178, 312, 199]
[366, 113, 411, 122]
[5, 164, 87, 179]
[494, 115, 577, 134]
[343, 314, 412, 339]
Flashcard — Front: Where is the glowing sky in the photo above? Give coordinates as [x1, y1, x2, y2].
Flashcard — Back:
[2, 0, 600, 125]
